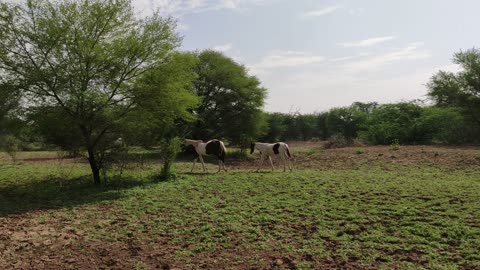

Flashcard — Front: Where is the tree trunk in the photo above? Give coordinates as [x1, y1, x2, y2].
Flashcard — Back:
[87, 147, 101, 184]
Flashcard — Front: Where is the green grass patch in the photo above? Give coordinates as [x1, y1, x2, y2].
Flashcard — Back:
[0, 152, 479, 269]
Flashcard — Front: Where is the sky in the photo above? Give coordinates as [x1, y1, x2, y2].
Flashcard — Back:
[132, 0, 480, 113]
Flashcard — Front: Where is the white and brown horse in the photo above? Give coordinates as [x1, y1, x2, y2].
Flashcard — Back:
[250, 142, 293, 172]
[184, 139, 227, 172]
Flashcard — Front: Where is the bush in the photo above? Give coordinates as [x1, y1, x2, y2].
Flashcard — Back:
[390, 139, 400, 151]
[323, 134, 349, 149]
[325, 107, 366, 140]
[361, 103, 424, 144]
[417, 107, 472, 144]
[1, 135, 20, 163]
[97, 138, 130, 182]
[355, 148, 365, 155]
[361, 103, 478, 145]
[157, 137, 182, 181]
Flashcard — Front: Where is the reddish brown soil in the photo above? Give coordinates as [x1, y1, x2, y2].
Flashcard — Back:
[230, 143, 480, 171]
[1, 144, 479, 269]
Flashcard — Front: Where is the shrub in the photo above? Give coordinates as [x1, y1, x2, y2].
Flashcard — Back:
[1, 135, 20, 163]
[355, 148, 365, 155]
[97, 138, 130, 182]
[362, 103, 423, 144]
[323, 134, 349, 149]
[157, 137, 182, 181]
[390, 139, 400, 151]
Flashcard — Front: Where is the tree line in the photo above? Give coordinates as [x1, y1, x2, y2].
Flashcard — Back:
[262, 101, 480, 145]
[1, 0, 480, 183]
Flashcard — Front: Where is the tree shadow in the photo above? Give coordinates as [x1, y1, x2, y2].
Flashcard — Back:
[0, 175, 151, 217]
[182, 172, 209, 175]
[127, 148, 252, 163]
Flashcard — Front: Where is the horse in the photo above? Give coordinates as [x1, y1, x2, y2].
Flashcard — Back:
[250, 142, 293, 172]
[184, 139, 227, 172]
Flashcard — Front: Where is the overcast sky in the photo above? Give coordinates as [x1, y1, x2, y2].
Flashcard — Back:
[132, 0, 478, 113]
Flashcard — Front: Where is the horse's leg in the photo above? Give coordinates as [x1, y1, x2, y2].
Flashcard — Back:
[287, 154, 293, 171]
[191, 157, 198, 172]
[222, 160, 227, 172]
[199, 155, 206, 172]
[281, 154, 286, 172]
[217, 159, 222, 173]
[268, 156, 274, 171]
[256, 154, 265, 172]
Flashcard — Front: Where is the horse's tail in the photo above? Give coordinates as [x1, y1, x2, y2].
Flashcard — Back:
[219, 141, 227, 162]
[285, 143, 295, 170]
[285, 144, 292, 158]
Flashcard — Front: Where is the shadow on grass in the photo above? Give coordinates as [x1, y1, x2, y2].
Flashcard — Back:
[0, 175, 151, 217]
[127, 148, 253, 163]
[182, 171, 211, 175]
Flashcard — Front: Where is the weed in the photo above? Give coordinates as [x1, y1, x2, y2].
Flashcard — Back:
[390, 139, 400, 151]
[0, 148, 479, 269]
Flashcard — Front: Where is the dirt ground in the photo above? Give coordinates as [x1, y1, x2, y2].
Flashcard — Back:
[1, 143, 479, 269]
[230, 142, 480, 170]
[4, 143, 480, 170]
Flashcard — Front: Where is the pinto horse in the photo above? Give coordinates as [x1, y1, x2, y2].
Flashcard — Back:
[250, 142, 293, 172]
[184, 139, 227, 172]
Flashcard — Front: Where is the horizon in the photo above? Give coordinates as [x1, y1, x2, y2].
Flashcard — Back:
[132, 0, 476, 113]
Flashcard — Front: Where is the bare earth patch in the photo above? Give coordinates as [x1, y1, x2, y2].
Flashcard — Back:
[1, 144, 479, 269]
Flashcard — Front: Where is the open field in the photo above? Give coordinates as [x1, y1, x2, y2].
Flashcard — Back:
[1, 143, 479, 269]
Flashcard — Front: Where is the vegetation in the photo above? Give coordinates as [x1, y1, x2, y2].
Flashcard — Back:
[0, 135, 20, 163]
[0, 0, 181, 183]
[0, 0, 479, 184]
[156, 137, 182, 181]
[1, 146, 479, 269]
[428, 48, 480, 127]
[191, 50, 268, 148]
[261, 102, 480, 146]
[0, 83, 19, 136]
[0, 0, 479, 268]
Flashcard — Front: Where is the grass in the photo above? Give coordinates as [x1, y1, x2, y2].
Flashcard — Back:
[0, 147, 479, 269]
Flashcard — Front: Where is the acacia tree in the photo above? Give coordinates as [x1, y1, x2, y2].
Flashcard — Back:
[123, 52, 199, 146]
[325, 107, 366, 141]
[0, 83, 20, 137]
[262, 112, 287, 141]
[122, 52, 199, 179]
[192, 50, 267, 146]
[0, 0, 180, 183]
[428, 48, 480, 126]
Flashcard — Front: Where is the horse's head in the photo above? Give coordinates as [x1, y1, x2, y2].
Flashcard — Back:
[250, 143, 256, 154]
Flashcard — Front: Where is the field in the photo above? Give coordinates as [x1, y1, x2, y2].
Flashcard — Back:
[1, 143, 479, 269]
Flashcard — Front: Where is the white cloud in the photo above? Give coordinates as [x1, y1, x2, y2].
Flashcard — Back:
[132, 0, 277, 17]
[176, 22, 190, 31]
[221, 0, 240, 9]
[340, 36, 397, 48]
[342, 43, 431, 72]
[304, 5, 341, 17]
[262, 64, 438, 113]
[212, 43, 233, 52]
[348, 7, 365, 15]
[433, 64, 462, 73]
[249, 50, 325, 75]
[330, 52, 372, 62]
[253, 43, 434, 113]
[188, 0, 207, 9]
